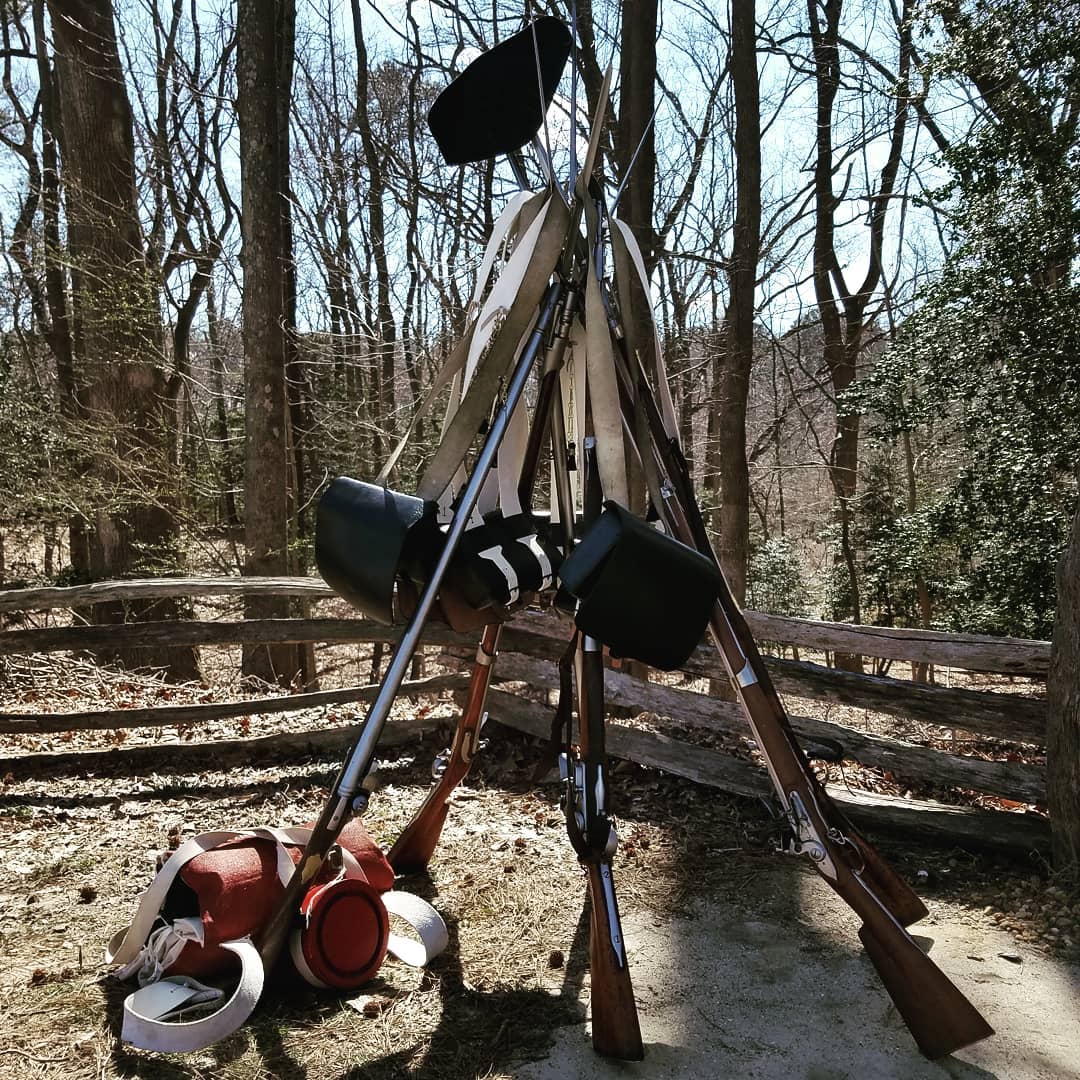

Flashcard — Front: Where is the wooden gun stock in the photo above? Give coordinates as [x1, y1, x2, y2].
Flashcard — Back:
[585, 861, 644, 1060]
[387, 784, 454, 874]
[606, 339, 929, 927]
[733, 667, 993, 1056]
[565, 438, 643, 1060]
[572, 643, 643, 1061]
[603, 347, 989, 1056]
[857, 918, 994, 1059]
[389, 624, 500, 873]
[846, 831, 929, 928]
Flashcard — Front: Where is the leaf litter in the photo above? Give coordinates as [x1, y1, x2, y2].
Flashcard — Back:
[0, 648, 1072, 1078]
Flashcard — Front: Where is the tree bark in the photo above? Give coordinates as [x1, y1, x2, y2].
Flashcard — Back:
[236, 0, 302, 687]
[616, 0, 658, 272]
[47, 0, 198, 679]
[33, 0, 88, 580]
[717, 0, 761, 605]
[806, 0, 913, 668]
[206, 283, 240, 535]
[614, 0, 659, 516]
[351, 0, 397, 465]
[1048, 487, 1080, 878]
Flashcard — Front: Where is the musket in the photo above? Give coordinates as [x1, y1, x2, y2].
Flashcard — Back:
[388, 27, 609, 876]
[611, 341, 928, 923]
[389, 285, 581, 873]
[706, 585, 993, 1057]
[257, 281, 566, 974]
[561, 435, 644, 1060]
[611, 339, 992, 1057]
[388, 623, 500, 872]
[261, 19, 590, 969]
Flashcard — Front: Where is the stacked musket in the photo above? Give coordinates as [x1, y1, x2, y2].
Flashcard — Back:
[265, 16, 995, 1063]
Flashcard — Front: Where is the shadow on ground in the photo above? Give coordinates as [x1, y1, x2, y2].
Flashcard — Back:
[513, 858, 1080, 1080]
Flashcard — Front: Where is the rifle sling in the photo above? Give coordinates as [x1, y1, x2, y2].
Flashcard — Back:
[531, 630, 578, 783]
[378, 191, 540, 486]
[419, 193, 570, 503]
[583, 194, 629, 508]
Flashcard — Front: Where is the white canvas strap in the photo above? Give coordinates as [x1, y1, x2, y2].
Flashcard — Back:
[420, 191, 570, 503]
[516, 533, 554, 590]
[571, 322, 587, 481]
[462, 193, 548, 389]
[113, 916, 204, 987]
[610, 216, 680, 444]
[108, 826, 447, 1054]
[469, 189, 540, 316]
[551, 324, 586, 526]
[119, 940, 263, 1054]
[383, 890, 451, 968]
[423, 73, 610, 511]
[438, 197, 548, 523]
[475, 544, 520, 604]
[378, 190, 537, 487]
[584, 199, 629, 508]
[497, 395, 531, 518]
[376, 325, 475, 485]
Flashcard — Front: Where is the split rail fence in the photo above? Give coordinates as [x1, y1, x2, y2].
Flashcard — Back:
[0, 576, 1051, 857]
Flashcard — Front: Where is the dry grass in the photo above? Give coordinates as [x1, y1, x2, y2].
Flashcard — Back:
[0, 700, 759, 1080]
[0, 632, 1063, 1078]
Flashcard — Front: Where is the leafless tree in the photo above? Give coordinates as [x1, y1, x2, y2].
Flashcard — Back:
[236, 0, 303, 687]
[45, 0, 199, 677]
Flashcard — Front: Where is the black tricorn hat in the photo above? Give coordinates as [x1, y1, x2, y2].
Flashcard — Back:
[428, 16, 572, 165]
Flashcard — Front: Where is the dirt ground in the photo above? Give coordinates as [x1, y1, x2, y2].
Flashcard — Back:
[0, 710, 1077, 1080]
[515, 873, 1080, 1080]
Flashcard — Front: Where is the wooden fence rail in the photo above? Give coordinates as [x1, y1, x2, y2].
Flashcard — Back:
[0, 614, 1048, 745]
[0, 575, 1051, 674]
[0, 577, 1051, 856]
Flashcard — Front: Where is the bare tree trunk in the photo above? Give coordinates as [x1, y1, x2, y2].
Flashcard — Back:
[34, 0, 85, 580]
[48, 0, 198, 679]
[611, 0, 659, 687]
[807, 0, 859, 668]
[901, 426, 934, 683]
[206, 283, 240, 535]
[1048, 485, 1080, 879]
[704, 324, 723, 534]
[806, 0, 913, 669]
[351, 0, 397, 465]
[716, 0, 761, 606]
[615, 0, 659, 531]
[615, 1, 658, 270]
[237, 0, 301, 687]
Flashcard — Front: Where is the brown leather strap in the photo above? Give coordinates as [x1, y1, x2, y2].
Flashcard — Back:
[531, 630, 578, 782]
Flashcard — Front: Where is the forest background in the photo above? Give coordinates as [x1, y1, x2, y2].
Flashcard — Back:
[0, 0, 1078, 867]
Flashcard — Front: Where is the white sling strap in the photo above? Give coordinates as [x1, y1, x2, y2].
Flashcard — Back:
[551, 321, 587, 526]
[583, 200, 630, 508]
[610, 216, 680, 444]
[419, 192, 570, 503]
[378, 190, 539, 487]
[463, 191, 548, 389]
[119, 940, 263, 1054]
[107, 827, 447, 1054]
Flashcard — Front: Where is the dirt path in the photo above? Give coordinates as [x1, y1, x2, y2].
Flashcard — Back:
[0, 728, 1075, 1079]
[515, 863, 1080, 1080]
